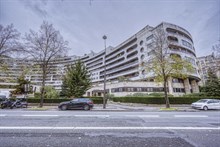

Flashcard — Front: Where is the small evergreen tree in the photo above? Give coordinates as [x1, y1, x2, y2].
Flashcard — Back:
[61, 60, 91, 97]
[201, 68, 220, 96]
[13, 74, 30, 94]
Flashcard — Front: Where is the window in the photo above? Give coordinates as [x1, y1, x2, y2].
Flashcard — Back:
[140, 47, 144, 52]
[127, 88, 134, 92]
[146, 35, 153, 41]
[173, 88, 185, 93]
[172, 78, 183, 83]
[182, 40, 192, 49]
[140, 40, 143, 46]
[147, 87, 153, 91]
[137, 88, 142, 92]
[168, 36, 178, 42]
[147, 43, 153, 48]
[111, 87, 164, 93]
[149, 79, 154, 82]
[141, 55, 145, 60]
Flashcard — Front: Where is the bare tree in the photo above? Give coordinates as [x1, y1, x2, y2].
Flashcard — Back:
[0, 24, 21, 58]
[24, 21, 68, 107]
[144, 27, 193, 108]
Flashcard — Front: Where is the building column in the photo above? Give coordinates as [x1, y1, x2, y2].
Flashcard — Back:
[191, 80, 199, 93]
[184, 78, 191, 94]
[167, 77, 173, 95]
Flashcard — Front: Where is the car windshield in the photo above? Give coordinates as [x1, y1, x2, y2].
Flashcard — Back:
[197, 99, 208, 103]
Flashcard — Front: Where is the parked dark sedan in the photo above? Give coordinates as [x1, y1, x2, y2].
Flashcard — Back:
[58, 98, 94, 110]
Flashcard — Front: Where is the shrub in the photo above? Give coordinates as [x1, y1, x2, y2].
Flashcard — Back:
[44, 86, 59, 99]
[149, 92, 174, 97]
[26, 97, 103, 104]
[84, 97, 103, 104]
[183, 93, 208, 97]
[112, 97, 220, 104]
[34, 93, 41, 99]
[106, 94, 114, 100]
[126, 93, 149, 97]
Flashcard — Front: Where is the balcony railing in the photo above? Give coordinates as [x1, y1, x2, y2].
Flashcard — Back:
[100, 60, 139, 76]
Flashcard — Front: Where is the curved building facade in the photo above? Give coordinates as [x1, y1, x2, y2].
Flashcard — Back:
[0, 22, 200, 96]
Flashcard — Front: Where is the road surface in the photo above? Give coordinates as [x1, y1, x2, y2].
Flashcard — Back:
[0, 110, 219, 147]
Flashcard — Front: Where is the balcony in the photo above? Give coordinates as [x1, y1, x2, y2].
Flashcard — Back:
[100, 60, 139, 76]
[127, 50, 138, 59]
[105, 40, 137, 60]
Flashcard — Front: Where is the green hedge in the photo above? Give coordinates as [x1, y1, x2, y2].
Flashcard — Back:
[112, 97, 220, 104]
[27, 97, 103, 104]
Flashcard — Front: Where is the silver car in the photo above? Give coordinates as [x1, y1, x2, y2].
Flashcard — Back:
[191, 99, 220, 110]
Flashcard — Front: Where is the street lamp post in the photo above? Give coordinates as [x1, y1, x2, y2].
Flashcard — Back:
[103, 35, 107, 109]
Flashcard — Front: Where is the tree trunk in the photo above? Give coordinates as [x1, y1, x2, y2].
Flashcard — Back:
[164, 80, 170, 108]
[103, 92, 107, 109]
[39, 66, 46, 107]
[39, 84, 45, 107]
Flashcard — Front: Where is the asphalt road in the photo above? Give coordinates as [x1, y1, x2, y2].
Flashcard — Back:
[0, 110, 220, 147]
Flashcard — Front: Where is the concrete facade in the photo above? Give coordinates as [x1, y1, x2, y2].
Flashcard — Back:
[0, 22, 200, 96]
[197, 53, 220, 85]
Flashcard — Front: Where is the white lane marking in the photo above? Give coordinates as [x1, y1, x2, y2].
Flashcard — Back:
[138, 115, 159, 118]
[74, 115, 109, 117]
[174, 115, 208, 118]
[0, 114, 6, 117]
[22, 115, 59, 117]
[125, 115, 159, 118]
[0, 126, 219, 130]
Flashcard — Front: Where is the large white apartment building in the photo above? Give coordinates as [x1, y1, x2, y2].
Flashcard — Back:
[0, 22, 200, 96]
[197, 53, 220, 85]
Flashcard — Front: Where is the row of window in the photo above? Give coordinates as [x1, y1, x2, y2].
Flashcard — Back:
[111, 87, 164, 93]
[169, 45, 196, 57]
[146, 35, 154, 41]
[172, 78, 184, 83]
[182, 40, 192, 49]
[173, 88, 185, 93]
[166, 28, 193, 43]
[111, 87, 186, 93]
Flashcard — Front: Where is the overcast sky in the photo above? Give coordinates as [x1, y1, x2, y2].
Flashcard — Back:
[0, 0, 219, 57]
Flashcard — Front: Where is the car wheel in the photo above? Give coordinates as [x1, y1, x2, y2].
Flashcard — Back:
[84, 105, 90, 111]
[203, 106, 208, 111]
[61, 105, 67, 110]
